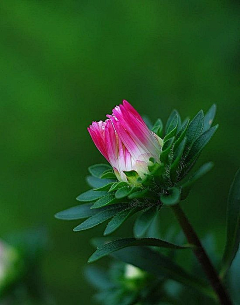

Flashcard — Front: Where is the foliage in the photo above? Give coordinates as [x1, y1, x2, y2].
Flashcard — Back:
[56, 106, 218, 251]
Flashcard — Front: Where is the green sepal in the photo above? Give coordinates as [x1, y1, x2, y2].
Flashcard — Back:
[123, 170, 141, 186]
[101, 169, 117, 179]
[88, 164, 112, 178]
[160, 187, 181, 206]
[115, 186, 133, 199]
[76, 190, 107, 202]
[109, 182, 128, 192]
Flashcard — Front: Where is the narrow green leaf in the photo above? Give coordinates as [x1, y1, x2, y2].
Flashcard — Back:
[73, 205, 126, 231]
[165, 110, 178, 134]
[185, 125, 218, 166]
[171, 137, 187, 179]
[76, 190, 107, 202]
[88, 237, 189, 262]
[115, 186, 132, 199]
[104, 208, 136, 236]
[93, 182, 115, 191]
[174, 119, 189, 149]
[203, 104, 216, 132]
[55, 203, 96, 220]
[86, 176, 115, 188]
[166, 113, 179, 134]
[109, 182, 128, 192]
[100, 169, 116, 179]
[88, 164, 111, 178]
[111, 247, 215, 299]
[185, 110, 204, 147]
[160, 137, 175, 163]
[221, 169, 240, 277]
[160, 187, 181, 206]
[152, 118, 163, 137]
[128, 189, 149, 199]
[134, 206, 157, 237]
[91, 193, 116, 209]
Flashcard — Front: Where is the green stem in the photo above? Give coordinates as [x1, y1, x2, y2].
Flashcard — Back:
[171, 204, 232, 305]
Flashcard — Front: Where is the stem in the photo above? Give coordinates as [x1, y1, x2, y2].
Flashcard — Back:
[171, 204, 232, 305]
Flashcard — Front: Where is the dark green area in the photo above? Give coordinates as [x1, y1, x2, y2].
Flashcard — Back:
[0, 1, 239, 304]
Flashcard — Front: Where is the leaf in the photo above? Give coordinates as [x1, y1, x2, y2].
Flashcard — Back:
[166, 114, 178, 135]
[86, 176, 115, 188]
[111, 247, 215, 299]
[101, 170, 116, 179]
[185, 125, 218, 166]
[76, 190, 107, 202]
[171, 137, 187, 179]
[221, 169, 240, 277]
[160, 137, 175, 163]
[128, 189, 149, 199]
[134, 206, 157, 237]
[109, 182, 128, 192]
[115, 186, 132, 199]
[203, 104, 216, 132]
[93, 182, 115, 191]
[88, 164, 111, 178]
[73, 205, 126, 232]
[55, 203, 97, 220]
[88, 237, 189, 262]
[104, 208, 136, 236]
[185, 110, 204, 147]
[160, 187, 181, 206]
[152, 118, 163, 136]
[165, 110, 178, 134]
[91, 193, 116, 209]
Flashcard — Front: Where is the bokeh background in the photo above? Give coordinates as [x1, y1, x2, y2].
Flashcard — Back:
[0, 1, 240, 304]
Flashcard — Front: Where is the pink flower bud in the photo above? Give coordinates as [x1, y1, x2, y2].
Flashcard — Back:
[88, 100, 162, 182]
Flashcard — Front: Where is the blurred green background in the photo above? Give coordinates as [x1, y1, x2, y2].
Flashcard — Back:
[0, 1, 240, 304]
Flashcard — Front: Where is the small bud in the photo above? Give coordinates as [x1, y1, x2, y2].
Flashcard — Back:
[88, 100, 163, 184]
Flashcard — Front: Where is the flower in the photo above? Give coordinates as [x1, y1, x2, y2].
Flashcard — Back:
[88, 100, 163, 182]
